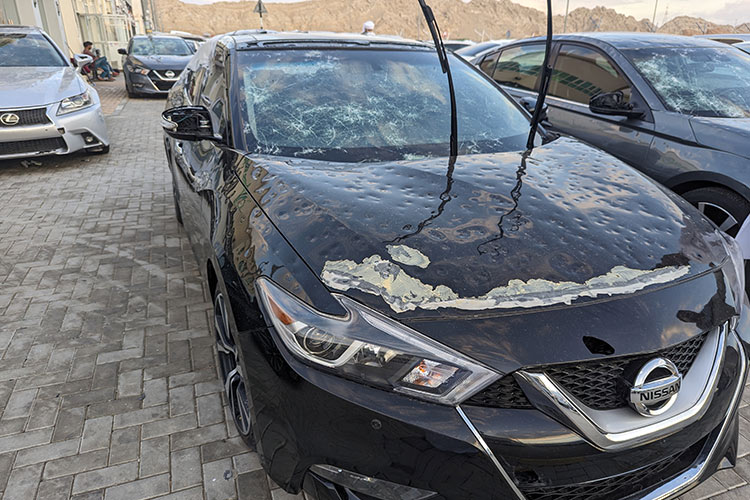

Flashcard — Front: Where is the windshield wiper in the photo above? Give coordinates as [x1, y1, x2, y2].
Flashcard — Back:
[418, 0, 458, 158]
[526, 0, 553, 152]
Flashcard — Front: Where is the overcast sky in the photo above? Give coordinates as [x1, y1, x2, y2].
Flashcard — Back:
[179, 0, 750, 26]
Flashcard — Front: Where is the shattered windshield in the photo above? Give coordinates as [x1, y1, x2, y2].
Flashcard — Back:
[623, 46, 750, 117]
[236, 48, 530, 162]
[131, 37, 192, 56]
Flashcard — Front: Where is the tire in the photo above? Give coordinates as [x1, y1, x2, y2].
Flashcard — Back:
[682, 187, 750, 237]
[213, 289, 255, 447]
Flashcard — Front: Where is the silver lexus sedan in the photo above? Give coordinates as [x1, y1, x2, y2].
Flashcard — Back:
[0, 25, 110, 160]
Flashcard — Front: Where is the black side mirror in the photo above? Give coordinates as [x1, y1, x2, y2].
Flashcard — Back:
[589, 91, 644, 119]
[161, 107, 220, 141]
[520, 96, 548, 122]
[118, 48, 127, 55]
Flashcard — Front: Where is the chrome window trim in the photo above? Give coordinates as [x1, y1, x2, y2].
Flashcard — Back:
[516, 324, 727, 451]
[456, 405, 526, 500]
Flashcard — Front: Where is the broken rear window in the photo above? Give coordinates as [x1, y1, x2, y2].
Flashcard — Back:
[623, 46, 750, 118]
[236, 48, 530, 162]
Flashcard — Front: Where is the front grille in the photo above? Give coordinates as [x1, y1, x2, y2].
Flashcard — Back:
[466, 332, 707, 410]
[0, 107, 50, 126]
[546, 332, 707, 410]
[152, 69, 182, 80]
[466, 374, 532, 408]
[519, 437, 706, 500]
[0, 137, 66, 156]
[149, 78, 176, 91]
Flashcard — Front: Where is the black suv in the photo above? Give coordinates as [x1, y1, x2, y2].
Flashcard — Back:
[162, 31, 749, 500]
[118, 34, 194, 97]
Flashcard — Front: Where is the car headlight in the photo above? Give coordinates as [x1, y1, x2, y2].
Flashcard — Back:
[720, 232, 746, 315]
[57, 91, 94, 115]
[256, 278, 499, 405]
[127, 64, 150, 75]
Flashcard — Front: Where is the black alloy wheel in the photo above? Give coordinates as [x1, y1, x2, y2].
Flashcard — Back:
[213, 291, 254, 446]
[683, 187, 750, 238]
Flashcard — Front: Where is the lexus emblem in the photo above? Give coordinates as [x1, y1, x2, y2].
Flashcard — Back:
[165, 70, 175, 78]
[629, 358, 682, 417]
[0, 113, 20, 126]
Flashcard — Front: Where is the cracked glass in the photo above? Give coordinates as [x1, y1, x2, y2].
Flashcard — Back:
[236, 48, 530, 162]
[624, 46, 750, 118]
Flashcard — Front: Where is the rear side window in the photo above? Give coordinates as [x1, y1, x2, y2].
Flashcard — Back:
[478, 52, 498, 75]
[549, 45, 631, 104]
[492, 44, 545, 91]
[0, 32, 66, 67]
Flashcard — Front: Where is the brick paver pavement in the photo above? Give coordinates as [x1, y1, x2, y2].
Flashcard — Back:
[0, 97, 301, 499]
[0, 93, 750, 500]
[92, 77, 128, 116]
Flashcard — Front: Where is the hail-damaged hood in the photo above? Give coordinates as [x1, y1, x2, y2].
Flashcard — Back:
[235, 138, 732, 371]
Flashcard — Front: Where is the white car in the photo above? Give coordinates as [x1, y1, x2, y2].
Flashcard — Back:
[0, 25, 110, 160]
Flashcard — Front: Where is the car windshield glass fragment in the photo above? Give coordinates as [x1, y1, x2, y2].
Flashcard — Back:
[623, 46, 750, 117]
[131, 37, 192, 56]
[0, 33, 67, 67]
[237, 48, 530, 162]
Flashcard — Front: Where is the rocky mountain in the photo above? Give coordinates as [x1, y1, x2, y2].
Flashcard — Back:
[155, 0, 746, 40]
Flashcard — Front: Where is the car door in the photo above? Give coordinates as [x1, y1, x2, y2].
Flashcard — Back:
[176, 44, 231, 264]
[170, 43, 210, 238]
[543, 43, 656, 166]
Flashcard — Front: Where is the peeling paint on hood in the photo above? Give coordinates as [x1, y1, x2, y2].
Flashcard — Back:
[386, 244, 430, 268]
[321, 254, 690, 313]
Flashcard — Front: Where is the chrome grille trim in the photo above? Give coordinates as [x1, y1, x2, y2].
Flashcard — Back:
[516, 323, 728, 451]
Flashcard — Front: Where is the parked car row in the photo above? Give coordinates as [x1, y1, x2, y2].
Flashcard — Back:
[161, 30, 749, 500]
[4, 20, 750, 500]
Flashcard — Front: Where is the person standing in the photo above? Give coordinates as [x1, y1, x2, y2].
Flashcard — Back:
[83, 41, 115, 81]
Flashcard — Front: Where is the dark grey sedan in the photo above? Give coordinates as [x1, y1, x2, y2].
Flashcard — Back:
[118, 34, 194, 97]
[474, 33, 750, 257]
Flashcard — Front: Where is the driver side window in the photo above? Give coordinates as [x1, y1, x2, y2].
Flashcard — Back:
[549, 44, 632, 105]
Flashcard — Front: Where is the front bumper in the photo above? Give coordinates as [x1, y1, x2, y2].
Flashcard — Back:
[242, 318, 747, 500]
[0, 101, 109, 160]
[127, 70, 178, 95]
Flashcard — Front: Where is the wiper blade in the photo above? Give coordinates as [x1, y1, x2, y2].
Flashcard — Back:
[526, 0, 553, 152]
[418, 0, 458, 158]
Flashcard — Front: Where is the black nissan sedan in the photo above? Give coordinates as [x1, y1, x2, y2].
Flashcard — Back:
[162, 32, 749, 500]
[474, 33, 750, 257]
[118, 34, 194, 97]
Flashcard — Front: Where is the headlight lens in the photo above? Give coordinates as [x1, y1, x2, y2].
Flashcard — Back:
[127, 64, 150, 75]
[57, 91, 93, 115]
[256, 278, 499, 405]
[721, 232, 746, 313]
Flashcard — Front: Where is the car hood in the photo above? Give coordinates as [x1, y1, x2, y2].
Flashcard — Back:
[235, 138, 733, 371]
[129, 54, 192, 70]
[238, 137, 725, 313]
[0, 66, 84, 108]
[690, 116, 750, 160]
